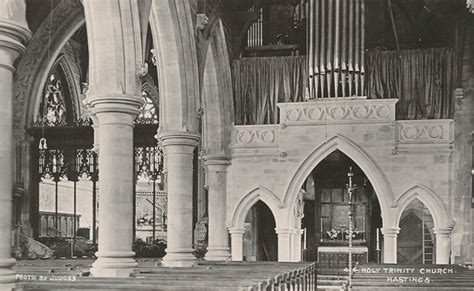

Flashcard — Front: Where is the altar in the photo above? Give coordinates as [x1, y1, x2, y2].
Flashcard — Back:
[301, 160, 382, 269]
[318, 246, 368, 269]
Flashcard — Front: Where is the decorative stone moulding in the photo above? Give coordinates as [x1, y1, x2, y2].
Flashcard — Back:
[277, 97, 398, 126]
[394, 119, 454, 153]
[231, 125, 279, 148]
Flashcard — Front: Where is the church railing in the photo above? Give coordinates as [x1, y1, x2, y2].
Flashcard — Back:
[38, 211, 80, 238]
[243, 262, 318, 291]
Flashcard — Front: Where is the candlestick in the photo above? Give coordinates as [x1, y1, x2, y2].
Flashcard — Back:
[346, 166, 356, 291]
[376, 228, 380, 251]
[303, 228, 307, 250]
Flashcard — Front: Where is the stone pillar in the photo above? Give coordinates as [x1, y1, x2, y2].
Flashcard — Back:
[159, 131, 199, 267]
[381, 227, 399, 264]
[203, 155, 231, 261]
[434, 227, 451, 264]
[87, 98, 143, 277]
[291, 228, 303, 262]
[0, 0, 30, 286]
[276, 228, 293, 262]
[90, 115, 99, 153]
[229, 227, 244, 261]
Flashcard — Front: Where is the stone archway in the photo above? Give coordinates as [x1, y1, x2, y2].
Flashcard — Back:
[229, 186, 283, 230]
[201, 18, 233, 156]
[228, 186, 285, 261]
[394, 185, 452, 264]
[282, 134, 397, 263]
[199, 18, 234, 261]
[284, 134, 395, 226]
[12, 0, 86, 244]
[149, 1, 200, 134]
[11, 0, 203, 278]
[13, 0, 85, 131]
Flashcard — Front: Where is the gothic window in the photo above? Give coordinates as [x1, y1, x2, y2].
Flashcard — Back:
[40, 71, 68, 126]
[136, 90, 159, 124]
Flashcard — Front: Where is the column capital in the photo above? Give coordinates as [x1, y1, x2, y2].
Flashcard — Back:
[158, 130, 200, 148]
[0, 0, 31, 62]
[293, 229, 304, 235]
[203, 154, 231, 167]
[275, 228, 294, 235]
[433, 227, 452, 237]
[228, 227, 245, 235]
[0, 21, 30, 47]
[0, 20, 31, 72]
[84, 94, 144, 120]
[381, 227, 400, 237]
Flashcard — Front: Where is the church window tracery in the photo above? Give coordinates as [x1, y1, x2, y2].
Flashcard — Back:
[40, 71, 68, 127]
[136, 90, 159, 124]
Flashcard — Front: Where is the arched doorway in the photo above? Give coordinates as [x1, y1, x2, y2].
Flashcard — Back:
[301, 150, 382, 269]
[397, 198, 435, 264]
[242, 201, 278, 261]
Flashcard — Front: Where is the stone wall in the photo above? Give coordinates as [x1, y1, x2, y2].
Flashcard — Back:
[226, 97, 460, 263]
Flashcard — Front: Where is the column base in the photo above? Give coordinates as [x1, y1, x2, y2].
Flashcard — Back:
[90, 255, 138, 278]
[205, 247, 231, 261]
[161, 249, 197, 267]
[0, 258, 16, 284]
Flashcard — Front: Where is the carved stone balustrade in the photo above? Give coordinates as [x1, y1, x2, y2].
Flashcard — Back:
[395, 119, 454, 153]
[231, 125, 280, 157]
[278, 98, 398, 127]
[231, 125, 279, 148]
[230, 98, 454, 156]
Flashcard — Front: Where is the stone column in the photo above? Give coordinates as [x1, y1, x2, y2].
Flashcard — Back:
[159, 131, 200, 267]
[381, 227, 399, 264]
[204, 155, 231, 261]
[229, 227, 244, 261]
[291, 228, 303, 262]
[434, 227, 451, 264]
[276, 228, 293, 262]
[87, 98, 143, 277]
[0, 1, 30, 286]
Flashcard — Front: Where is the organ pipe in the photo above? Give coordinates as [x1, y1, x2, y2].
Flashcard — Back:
[327, 0, 333, 97]
[348, 0, 354, 96]
[334, 0, 340, 97]
[307, 0, 365, 99]
[308, 0, 315, 99]
[355, 0, 361, 96]
[360, 0, 365, 95]
[341, 0, 347, 97]
[319, 0, 326, 97]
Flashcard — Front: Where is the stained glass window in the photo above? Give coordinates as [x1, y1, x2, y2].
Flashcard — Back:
[136, 90, 158, 124]
[40, 72, 67, 126]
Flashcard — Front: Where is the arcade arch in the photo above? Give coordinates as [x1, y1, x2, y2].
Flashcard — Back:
[395, 185, 452, 264]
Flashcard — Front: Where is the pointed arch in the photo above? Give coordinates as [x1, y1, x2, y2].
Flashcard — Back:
[201, 19, 234, 155]
[229, 186, 283, 229]
[394, 184, 450, 229]
[283, 134, 395, 225]
[149, 0, 200, 133]
[13, 0, 85, 130]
